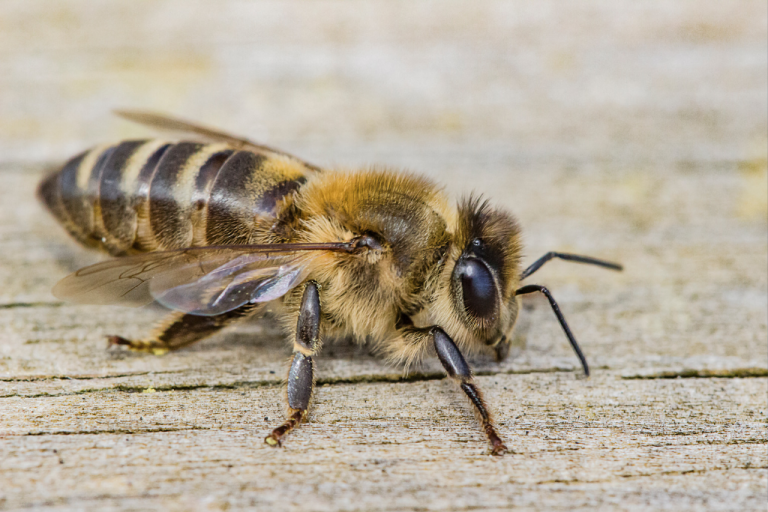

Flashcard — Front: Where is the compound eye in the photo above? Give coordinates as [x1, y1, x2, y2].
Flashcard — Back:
[455, 258, 498, 320]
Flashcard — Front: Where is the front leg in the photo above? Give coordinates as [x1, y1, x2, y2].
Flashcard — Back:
[265, 281, 321, 447]
[401, 325, 508, 455]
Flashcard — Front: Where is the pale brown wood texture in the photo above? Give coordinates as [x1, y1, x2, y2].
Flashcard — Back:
[1, 1, 766, 510]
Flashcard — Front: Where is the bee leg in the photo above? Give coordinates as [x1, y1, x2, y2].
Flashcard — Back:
[265, 282, 320, 447]
[430, 327, 508, 455]
[107, 304, 260, 355]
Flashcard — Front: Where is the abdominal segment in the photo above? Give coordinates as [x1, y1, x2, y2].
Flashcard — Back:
[38, 140, 310, 256]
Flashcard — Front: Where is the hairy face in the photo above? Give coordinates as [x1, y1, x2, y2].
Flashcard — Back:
[452, 197, 522, 341]
[426, 196, 523, 351]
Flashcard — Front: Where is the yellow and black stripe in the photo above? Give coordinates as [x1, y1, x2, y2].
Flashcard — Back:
[38, 140, 312, 256]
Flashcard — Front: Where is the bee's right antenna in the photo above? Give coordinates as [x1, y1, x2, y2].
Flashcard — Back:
[520, 252, 623, 280]
[515, 284, 590, 376]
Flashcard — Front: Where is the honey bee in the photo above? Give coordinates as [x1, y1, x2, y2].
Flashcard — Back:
[38, 111, 622, 455]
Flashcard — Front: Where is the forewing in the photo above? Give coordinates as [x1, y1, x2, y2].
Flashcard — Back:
[150, 254, 312, 316]
[53, 243, 351, 315]
[52, 249, 217, 308]
[114, 110, 321, 171]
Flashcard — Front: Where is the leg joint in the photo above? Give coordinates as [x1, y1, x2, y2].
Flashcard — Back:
[432, 327, 471, 381]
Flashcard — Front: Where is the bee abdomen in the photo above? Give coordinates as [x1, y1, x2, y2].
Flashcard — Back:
[39, 140, 310, 255]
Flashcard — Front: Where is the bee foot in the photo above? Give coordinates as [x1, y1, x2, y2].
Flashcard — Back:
[107, 335, 131, 348]
[490, 441, 509, 456]
[264, 433, 283, 448]
[484, 423, 509, 456]
[106, 335, 168, 355]
[264, 410, 305, 448]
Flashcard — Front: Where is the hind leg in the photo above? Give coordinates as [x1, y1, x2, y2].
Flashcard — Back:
[109, 304, 260, 355]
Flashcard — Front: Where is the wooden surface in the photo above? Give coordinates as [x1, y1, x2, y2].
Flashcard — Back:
[1, 1, 766, 510]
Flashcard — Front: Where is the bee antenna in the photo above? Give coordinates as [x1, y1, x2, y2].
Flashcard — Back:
[515, 284, 589, 376]
[521, 252, 622, 280]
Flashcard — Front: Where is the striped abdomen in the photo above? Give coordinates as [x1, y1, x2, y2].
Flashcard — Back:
[38, 140, 311, 255]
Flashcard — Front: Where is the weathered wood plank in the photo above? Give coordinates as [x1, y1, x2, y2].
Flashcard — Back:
[1, 375, 766, 510]
[0, 1, 766, 510]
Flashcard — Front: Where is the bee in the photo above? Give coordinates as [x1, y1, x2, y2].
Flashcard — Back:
[38, 111, 622, 455]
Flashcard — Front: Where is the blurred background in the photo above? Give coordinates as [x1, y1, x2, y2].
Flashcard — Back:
[2, 0, 765, 169]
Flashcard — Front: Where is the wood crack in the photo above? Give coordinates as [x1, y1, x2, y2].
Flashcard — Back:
[0, 369, 572, 399]
[18, 426, 209, 436]
[0, 301, 64, 309]
[0, 370, 184, 382]
[623, 368, 768, 379]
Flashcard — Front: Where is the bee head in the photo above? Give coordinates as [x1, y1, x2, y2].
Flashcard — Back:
[437, 196, 523, 350]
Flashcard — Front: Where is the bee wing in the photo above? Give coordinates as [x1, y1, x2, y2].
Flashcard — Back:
[53, 243, 353, 316]
[114, 110, 322, 171]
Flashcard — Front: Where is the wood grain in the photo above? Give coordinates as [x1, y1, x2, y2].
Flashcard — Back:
[0, 1, 765, 510]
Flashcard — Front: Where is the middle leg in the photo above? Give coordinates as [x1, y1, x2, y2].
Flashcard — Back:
[265, 281, 321, 447]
